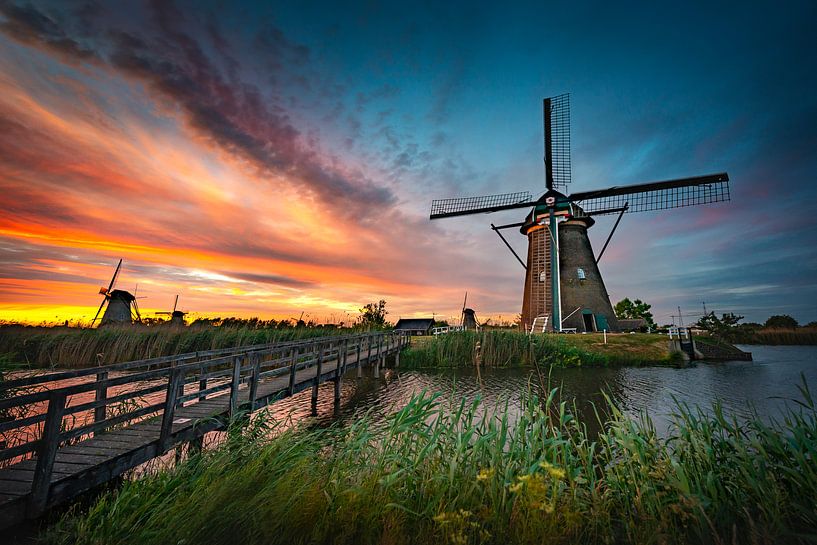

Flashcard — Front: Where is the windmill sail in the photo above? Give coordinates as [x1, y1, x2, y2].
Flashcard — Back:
[569, 173, 729, 215]
[545, 93, 571, 190]
[430, 191, 533, 220]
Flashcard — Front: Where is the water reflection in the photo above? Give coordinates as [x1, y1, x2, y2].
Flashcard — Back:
[257, 345, 817, 440]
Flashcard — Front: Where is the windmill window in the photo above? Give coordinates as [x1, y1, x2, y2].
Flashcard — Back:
[577, 268, 586, 280]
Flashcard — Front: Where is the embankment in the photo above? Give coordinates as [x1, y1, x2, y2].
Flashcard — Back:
[401, 331, 680, 368]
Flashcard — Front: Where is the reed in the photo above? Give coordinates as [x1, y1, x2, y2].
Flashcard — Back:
[47, 380, 817, 545]
[0, 325, 353, 368]
[401, 331, 678, 368]
[750, 328, 817, 345]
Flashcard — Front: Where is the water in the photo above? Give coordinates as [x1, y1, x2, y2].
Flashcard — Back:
[265, 345, 817, 438]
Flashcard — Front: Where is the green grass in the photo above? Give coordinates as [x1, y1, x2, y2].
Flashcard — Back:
[46, 381, 817, 545]
[0, 324, 362, 368]
[400, 331, 678, 368]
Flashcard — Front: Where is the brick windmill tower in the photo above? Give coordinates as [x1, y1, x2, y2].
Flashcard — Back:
[429, 94, 731, 333]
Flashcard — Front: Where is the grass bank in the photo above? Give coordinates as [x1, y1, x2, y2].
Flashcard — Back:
[401, 331, 678, 368]
[47, 385, 817, 545]
[0, 325, 356, 369]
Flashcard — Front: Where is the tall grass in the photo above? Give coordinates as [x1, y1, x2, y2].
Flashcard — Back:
[751, 328, 817, 345]
[0, 325, 355, 368]
[47, 382, 817, 545]
[402, 331, 679, 368]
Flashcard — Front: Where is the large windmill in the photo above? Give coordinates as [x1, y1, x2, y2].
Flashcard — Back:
[429, 94, 730, 333]
[91, 259, 142, 327]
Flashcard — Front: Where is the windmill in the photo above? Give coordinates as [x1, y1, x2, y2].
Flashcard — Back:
[429, 94, 730, 333]
[156, 295, 187, 327]
[91, 259, 142, 326]
[460, 291, 480, 331]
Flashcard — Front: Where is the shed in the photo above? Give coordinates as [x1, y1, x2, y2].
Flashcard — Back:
[394, 318, 434, 336]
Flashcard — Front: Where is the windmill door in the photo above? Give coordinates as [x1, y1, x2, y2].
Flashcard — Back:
[595, 314, 609, 332]
[581, 310, 596, 332]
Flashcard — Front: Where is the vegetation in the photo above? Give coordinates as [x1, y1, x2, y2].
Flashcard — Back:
[696, 311, 745, 342]
[765, 314, 799, 329]
[696, 312, 817, 345]
[46, 383, 817, 545]
[359, 300, 389, 328]
[400, 331, 678, 368]
[613, 297, 656, 329]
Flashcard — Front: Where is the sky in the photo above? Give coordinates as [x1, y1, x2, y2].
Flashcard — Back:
[0, 0, 815, 326]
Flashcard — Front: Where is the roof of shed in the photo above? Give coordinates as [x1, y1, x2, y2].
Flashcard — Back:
[394, 318, 435, 330]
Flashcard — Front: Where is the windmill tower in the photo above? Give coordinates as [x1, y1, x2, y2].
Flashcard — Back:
[430, 94, 731, 333]
[92, 259, 142, 327]
[156, 295, 187, 327]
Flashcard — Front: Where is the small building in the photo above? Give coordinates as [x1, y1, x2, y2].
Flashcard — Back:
[617, 318, 647, 332]
[394, 318, 434, 336]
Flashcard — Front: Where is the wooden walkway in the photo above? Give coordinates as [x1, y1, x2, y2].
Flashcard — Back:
[0, 331, 407, 528]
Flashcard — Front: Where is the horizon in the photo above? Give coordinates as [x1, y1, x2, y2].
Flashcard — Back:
[1, 1, 816, 326]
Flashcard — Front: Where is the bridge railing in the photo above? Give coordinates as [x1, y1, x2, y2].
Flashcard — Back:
[1, 331, 408, 514]
[0, 333, 364, 393]
[0, 332, 406, 463]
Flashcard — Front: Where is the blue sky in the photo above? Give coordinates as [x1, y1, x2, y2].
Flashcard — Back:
[0, 0, 815, 325]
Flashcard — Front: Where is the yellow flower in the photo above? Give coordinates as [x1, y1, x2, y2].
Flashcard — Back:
[509, 482, 523, 493]
[547, 467, 566, 480]
[476, 468, 494, 481]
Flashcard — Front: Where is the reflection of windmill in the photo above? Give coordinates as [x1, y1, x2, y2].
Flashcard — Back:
[430, 94, 731, 333]
[156, 295, 187, 327]
[92, 259, 142, 326]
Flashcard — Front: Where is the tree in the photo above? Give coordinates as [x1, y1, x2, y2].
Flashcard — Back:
[764, 315, 798, 329]
[359, 300, 388, 329]
[614, 298, 656, 328]
[697, 312, 745, 341]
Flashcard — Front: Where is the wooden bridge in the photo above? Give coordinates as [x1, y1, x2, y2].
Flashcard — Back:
[0, 331, 407, 529]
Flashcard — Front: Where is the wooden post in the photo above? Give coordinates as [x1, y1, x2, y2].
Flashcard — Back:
[159, 368, 183, 452]
[188, 435, 204, 455]
[356, 338, 362, 378]
[174, 359, 185, 409]
[229, 355, 242, 417]
[334, 339, 346, 403]
[198, 363, 207, 402]
[94, 370, 108, 425]
[312, 343, 323, 407]
[288, 348, 298, 395]
[29, 391, 66, 516]
[248, 352, 261, 412]
[395, 335, 401, 368]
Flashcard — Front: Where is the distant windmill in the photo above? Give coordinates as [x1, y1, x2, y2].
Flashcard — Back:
[460, 291, 480, 331]
[430, 94, 731, 333]
[92, 259, 142, 326]
[156, 295, 187, 327]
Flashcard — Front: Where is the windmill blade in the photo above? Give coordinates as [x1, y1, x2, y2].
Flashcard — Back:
[544, 93, 571, 191]
[568, 173, 729, 215]
[91, 297, 107, 326]
[107, 259, 123, 292]
[172, 294, 179, 313]
[430, 191, 534, 220]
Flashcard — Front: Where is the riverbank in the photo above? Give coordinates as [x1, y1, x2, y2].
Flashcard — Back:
[44, 386, 817, 545]
[401, 331, 680, 368]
